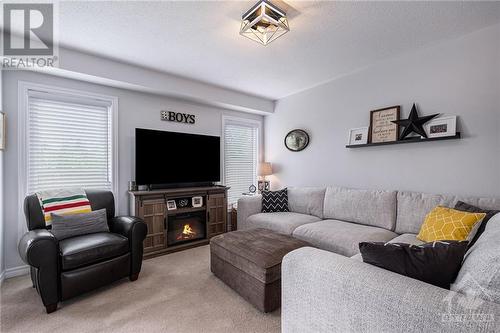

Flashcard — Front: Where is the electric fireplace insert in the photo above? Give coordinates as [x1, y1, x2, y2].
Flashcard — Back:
[167, 211, 206, 246]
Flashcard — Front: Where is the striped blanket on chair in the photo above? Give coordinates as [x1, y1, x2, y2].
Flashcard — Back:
[36, 188, 92, 226]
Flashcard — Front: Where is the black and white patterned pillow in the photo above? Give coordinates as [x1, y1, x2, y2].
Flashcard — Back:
[261, 188, 289, 213]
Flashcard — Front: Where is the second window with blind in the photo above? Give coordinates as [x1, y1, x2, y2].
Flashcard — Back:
[223, 117, 260, 206]
[21, 84, 117, 197]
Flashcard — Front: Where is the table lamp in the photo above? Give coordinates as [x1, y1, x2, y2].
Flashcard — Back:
[258, 162, 273, 192]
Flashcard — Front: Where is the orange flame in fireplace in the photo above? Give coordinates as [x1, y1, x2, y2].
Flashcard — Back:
[177, 224, 196, 240]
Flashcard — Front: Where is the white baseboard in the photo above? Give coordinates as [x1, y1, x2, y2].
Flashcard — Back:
[1, 265, 29, 284]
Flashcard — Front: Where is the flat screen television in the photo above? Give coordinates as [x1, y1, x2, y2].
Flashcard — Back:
[135, 128, 220, 187]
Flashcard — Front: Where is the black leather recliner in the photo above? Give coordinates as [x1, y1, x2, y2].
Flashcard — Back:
[18, 190, 147, 313]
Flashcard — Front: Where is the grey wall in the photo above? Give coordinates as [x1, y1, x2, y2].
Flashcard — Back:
[2, 70, 263, 270]
[265, 24, 500, 197]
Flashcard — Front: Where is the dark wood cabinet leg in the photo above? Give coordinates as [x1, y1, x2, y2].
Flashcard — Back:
[45, 303, 58, 314]
[129, 273, 139, 281]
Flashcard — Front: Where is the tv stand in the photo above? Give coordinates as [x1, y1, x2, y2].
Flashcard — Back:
[129, 185, 229, 259]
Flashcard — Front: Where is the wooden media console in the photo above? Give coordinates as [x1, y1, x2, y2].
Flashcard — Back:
[129, 186, 229, 259]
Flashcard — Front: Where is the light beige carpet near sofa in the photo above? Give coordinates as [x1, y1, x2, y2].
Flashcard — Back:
[0, 245, 280, 333]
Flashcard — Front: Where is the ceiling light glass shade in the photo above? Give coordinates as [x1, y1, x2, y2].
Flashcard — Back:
[240, 0, 290, 46]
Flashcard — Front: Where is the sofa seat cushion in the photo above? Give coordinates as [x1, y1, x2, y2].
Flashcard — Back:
[59, 232, 129, 271]
[350, 253, 363, 261]
[353, 235, 423, 255]
[388, 233, 424, 246]
[293, 220, 398, 257]
[246, 212, 321, 235]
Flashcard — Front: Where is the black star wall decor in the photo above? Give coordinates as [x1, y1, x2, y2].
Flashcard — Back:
[391, 104, 439, 140]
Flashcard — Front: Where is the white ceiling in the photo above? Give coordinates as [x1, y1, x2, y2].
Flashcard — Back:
[53, 1, 500, 100]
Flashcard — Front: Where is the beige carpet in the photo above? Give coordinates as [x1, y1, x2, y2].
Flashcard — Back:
[0, 245, 280, 333]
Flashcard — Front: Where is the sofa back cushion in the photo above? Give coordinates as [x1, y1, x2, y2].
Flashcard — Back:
[395, 191, 500, 234]
[323, 187, 397, 230]
[451, 212, 500, 304]
[288, 187, 326, 219]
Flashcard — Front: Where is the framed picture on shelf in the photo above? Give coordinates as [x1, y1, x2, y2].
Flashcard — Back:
[166, 200, 177, 210]
[192, 196, 203, 208]
[258, 180, 270, 192]
[423, 116, 457, 138]
[347, 127, 369, 145]
[369, 106, 400, 143]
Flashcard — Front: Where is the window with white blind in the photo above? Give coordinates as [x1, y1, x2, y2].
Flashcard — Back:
[223, 117, 260, 205]
[22, 85, 117, 195]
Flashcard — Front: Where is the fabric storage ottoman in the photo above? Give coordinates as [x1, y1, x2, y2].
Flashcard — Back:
[210, 228, 310, 312]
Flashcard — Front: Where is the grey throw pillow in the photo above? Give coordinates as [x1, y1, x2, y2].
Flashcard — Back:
[50, 209, 109, 240]
[454, 201, 499, 249]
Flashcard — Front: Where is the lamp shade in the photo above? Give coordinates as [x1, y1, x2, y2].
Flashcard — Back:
[258, 162, 273, 176]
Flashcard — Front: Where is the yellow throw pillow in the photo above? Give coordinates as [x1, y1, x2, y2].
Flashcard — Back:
[417, 206, 486, 242]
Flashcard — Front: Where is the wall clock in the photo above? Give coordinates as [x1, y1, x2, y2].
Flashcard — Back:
[284, 129, 310, 152]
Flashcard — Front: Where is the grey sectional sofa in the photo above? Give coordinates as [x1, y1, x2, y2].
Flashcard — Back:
[237, 186, 500, 332]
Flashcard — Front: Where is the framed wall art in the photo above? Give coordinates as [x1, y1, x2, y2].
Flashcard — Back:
[423, 116, 457, 138]
[347, 127, 369, 146]
[369, 106, 400, 143]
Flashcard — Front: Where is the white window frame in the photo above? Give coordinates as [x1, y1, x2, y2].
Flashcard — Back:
[17, 81, 119, 239]
[221, 115, 263, 206]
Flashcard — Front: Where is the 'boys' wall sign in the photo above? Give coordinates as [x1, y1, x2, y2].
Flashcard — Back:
[161, 110, 195, 124]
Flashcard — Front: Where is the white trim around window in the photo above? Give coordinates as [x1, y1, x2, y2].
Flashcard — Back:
[17, 81, 119, 239]
[221, 115, 263, 206]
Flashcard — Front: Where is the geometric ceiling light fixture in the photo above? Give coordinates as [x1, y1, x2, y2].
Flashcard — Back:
[240, 0, 290, 46]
